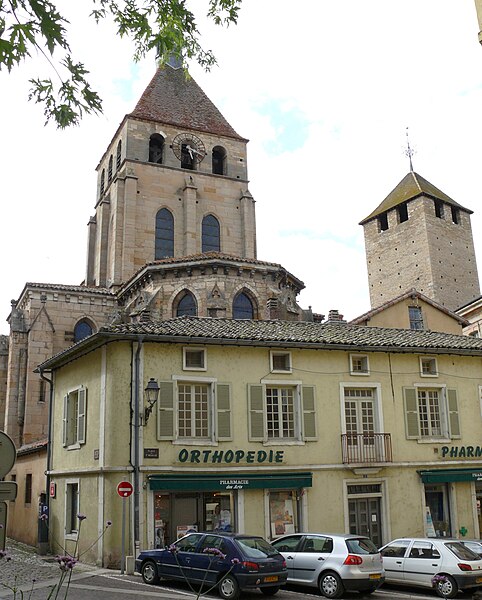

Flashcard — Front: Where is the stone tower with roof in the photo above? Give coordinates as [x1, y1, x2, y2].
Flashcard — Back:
[360, 171, 480, 311]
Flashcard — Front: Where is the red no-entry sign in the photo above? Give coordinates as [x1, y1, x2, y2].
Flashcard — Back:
[117, 481, 133, 498]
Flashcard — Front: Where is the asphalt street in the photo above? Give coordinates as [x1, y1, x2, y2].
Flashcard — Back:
[0, 539, 478, 600]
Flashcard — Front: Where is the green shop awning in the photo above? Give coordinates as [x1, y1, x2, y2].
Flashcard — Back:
[419, 468, 482, 484]
[148, 472, 313, 492]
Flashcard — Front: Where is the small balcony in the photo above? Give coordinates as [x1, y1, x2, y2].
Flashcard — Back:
[341, 433, 392, 464]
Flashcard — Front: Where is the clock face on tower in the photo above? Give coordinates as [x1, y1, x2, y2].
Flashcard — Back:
[172, 133, 207, 163]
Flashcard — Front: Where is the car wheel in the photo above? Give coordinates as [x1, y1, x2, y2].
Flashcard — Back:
[319, 572, 345, 598]
[260, 586, 280, 596]
[141, 560, 159, 585]
[218, 574, 240, 600]
[435, 575, 458, 599]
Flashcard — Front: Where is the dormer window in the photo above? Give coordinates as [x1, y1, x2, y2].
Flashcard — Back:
[183, 347, 206, 371]
[409, 306, 424, 330]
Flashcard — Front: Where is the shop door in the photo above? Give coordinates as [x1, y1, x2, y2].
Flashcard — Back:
[348, 497, 381, 547]
[172, 493, 199, 540]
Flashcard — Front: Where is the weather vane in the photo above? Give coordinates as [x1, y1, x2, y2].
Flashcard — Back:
[405, 127, 415, 172]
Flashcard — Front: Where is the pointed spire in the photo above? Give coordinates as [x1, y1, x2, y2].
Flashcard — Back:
[405, 127, 415, 172]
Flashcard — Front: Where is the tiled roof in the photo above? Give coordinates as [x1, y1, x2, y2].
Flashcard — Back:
[101, 316, 482, 353]
[130, 66, 246, 141]
[144, 252, 282, 269]
[359, 172, 471, 224]
[349, 289, 469, 326]
[17, 438, 48, 456]
[39, 316, 482, 370]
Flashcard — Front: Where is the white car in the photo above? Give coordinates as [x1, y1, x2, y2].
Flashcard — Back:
[380, 537, 482, 598]
[271, 533, 384, 598]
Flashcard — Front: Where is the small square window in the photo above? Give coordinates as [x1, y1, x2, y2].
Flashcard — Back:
[183, 348, 206, 371]
[350, 354, 369, 375]
[270, 351, 292, 373]
[420, 357, 438, 377]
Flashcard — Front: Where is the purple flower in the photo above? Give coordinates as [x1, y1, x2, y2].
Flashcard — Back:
[0, 524, 3, 529]
[106, 520, 112, 527]
[202, 547, 226, 559]
[56, 555, 77, 571]
[432, 574, 449, 586]
[0, 550, 9, 559]
[39, 513, 48, 521]
[231, 557, 241, 565]
[167, 544, 178, 554]
[77, 513, 87, 521]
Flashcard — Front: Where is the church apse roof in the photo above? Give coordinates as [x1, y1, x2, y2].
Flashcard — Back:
[130, 65, 247, 141]
[359, 171, 472, 225]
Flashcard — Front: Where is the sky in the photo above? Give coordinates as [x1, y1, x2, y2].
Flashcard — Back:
[1, 1, 482, 335]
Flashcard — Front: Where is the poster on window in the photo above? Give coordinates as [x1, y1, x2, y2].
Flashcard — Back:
[177, 524, 198, 539]
[425, 506, 436, 538]
[270, 496, 295, 537]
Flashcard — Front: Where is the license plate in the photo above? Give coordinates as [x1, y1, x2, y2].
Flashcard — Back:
[476, 577, 482, 584]
[264, 576, 278, 583]
[369, 574, 382, 580]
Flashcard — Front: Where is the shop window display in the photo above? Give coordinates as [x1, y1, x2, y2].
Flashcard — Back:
[269, 490, 298, 538]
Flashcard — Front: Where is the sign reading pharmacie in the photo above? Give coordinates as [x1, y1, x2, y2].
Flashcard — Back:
[440, 445, 482, 459]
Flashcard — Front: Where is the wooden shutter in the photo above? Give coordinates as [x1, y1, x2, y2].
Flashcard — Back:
[301, 386, 317, 441]
[157, 381, 175, 440]
[248, 384, 265, 441]
[62, 394, 68, 447]
[216, 384, 232, 441]
[447, 389, 461, 438]
[77, 387, 87, 444]
[403, 387, 420, 439]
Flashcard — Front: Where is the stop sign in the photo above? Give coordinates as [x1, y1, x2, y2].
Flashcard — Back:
[117, 481, 134, 498]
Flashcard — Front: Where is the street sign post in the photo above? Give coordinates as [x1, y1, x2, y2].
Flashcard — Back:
[0, 431, 16, 479]
[117, 481, 133, 574]
[0, 502, 6, 551]
[0, 481, 17, 502]
[0, 431, 17, 551]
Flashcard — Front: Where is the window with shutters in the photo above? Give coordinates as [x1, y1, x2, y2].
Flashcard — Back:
[62, 387, 87, 449]
[420, 356, 438, 377]
[248, 382, 316, 443]
[403, 386, 460, 441]
[157, 378, 232, 443]
[183, 347, 206, 371]
[349, 354, 369, 375]
[65, 481, 79, 536]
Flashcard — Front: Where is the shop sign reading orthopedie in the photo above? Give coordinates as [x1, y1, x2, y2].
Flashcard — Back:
[178, 448, 284, 464]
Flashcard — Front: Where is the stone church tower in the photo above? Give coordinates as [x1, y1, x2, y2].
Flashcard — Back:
[1, 59, 317, 490]
[360, 170, 480, 312]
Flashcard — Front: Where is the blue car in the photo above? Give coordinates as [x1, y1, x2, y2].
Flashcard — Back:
[135, 531, 287, 599]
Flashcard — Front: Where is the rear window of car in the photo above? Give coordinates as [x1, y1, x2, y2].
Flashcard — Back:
[346, 537, 379, 555]
[445, 542, 481, 561]
[236, 537, 279, 559]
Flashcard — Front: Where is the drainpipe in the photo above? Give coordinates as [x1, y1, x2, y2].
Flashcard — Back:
[133, 338, 143, 556]
[39, 367, 53, 555]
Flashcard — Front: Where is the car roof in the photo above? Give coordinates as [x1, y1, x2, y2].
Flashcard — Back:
[278, 532, 371, 540]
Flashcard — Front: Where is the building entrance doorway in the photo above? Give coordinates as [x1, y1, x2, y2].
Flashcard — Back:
[347, 484, 382, 547]
[154, 491, 234, 547]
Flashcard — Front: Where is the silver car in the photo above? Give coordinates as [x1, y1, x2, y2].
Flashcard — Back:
[271, 533, 384, 598]
[380, 537, 482, 598]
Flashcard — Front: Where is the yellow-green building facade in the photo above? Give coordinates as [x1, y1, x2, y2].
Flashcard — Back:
[40, 317, 482, 566]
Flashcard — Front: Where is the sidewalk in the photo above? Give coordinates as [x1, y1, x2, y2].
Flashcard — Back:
[0, 538, 103, 592]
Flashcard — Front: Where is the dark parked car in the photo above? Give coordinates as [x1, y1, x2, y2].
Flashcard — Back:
[135, 531, 287, 599]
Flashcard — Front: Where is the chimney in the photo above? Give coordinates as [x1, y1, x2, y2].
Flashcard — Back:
[326, 309, 346, 324]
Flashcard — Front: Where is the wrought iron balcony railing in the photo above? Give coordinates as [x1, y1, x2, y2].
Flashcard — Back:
[341, 433, 392, 464]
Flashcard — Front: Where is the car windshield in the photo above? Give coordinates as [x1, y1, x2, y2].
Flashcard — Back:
[346, 537, 379, 555]
[445, 542, 481, 561]
[236, 537, 279, 559]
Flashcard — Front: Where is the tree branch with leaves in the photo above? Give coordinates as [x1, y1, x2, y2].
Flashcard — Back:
[0, 0, 241, 128]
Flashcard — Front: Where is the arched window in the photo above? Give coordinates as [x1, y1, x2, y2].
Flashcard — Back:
[155, 208, 174, 259]
[202, 214, 220, 252]
[212, 146, 227, 175]
[176, 291, 197, 317]
[100, 169, 105, 196]
[108, 155, 113, 184]
[116, 140, 122, 170]
[233, 292, 254, 319]
[74, 320, 94, 343]
[149, 133, 164, 164]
